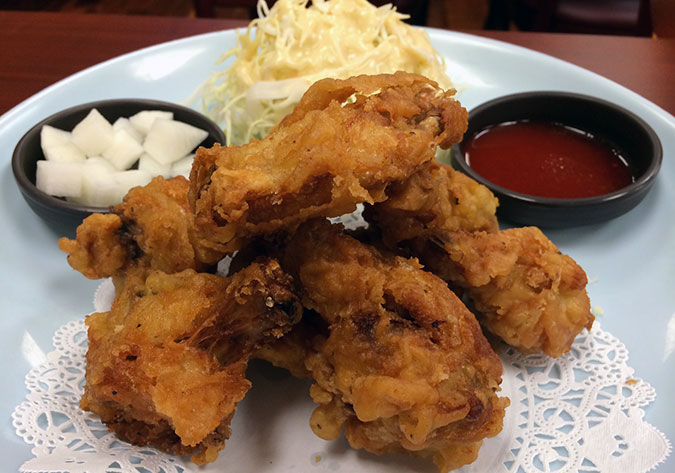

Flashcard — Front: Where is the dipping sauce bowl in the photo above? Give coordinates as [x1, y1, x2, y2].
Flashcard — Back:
[452, 92, 662, 227]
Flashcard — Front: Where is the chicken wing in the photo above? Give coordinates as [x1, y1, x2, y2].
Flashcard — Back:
[81, 259, 301, 464]
[365, 162, 593, 357]
[363, 161, 499, 247]
[278, 220, 508, 473]
[59, 176, 219, 287]
[254, 311, 327, 379]
[188, 72, 468, 260]
[410, 228, 593, 357]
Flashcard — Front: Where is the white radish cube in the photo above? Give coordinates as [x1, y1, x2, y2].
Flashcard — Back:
[43, 143, 87, 163]
[73, 158, 118, 207]
[71, 108, 114, 157]
[138, 153, 172, 178]
[112, 117, 144, 144]
[102, 129, 144, 170]
[143, 119, 208, 164]
[84, 157, 116, 175]
[41, 125, 70, 148]
[41, 125, 87, 162]
[170, 154, 194, 178]
[129, 110, 173, 135]
[115, 170, 152, 200]
[41, 125, 70, 151]
[35, 161, 83, 198]
[77, 178, 120, 207]
[86, 156, 117, 173]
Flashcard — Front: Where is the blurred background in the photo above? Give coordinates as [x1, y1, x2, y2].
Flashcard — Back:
[0, 0, 672, 37]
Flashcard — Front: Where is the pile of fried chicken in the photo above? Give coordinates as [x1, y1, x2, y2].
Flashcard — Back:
[59, 72, 593, 472]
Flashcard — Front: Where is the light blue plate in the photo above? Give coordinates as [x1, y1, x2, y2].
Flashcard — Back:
[1, 28, 673, 472]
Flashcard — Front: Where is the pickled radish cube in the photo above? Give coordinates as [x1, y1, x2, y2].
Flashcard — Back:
[71, 108, 114, 157]
[76, 176, 120, 207]
[171, 154, 194, 178]
[41, 125, 70, 149]
[73, 158, 118, 206]
[44, 143, 87, 163]
[115, 170, 152, 199]
[129, 110, 173, 135]
[138, 153, 171, 178]
[102, 129, 144, 170]
[35, 161, 83, 197]
[143, 119, 208, 164]
[41, 126, 75, 155]
[86, 156, 117, 175]
[41, 126, 86, 162]
[112, 117, 144, 144]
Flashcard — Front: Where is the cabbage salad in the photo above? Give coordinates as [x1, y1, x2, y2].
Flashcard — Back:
[199, 0, 454, 146]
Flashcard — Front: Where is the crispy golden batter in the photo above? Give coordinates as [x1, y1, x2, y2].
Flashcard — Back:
[60, 71, 597, 470]
[188, 72, 468, 260]
[59, 177, 217, 283]
[365, 162, 592, 357]
[411, 228, 593, 358]
[81, 260, 301, 464]
[254, 312, 327, 379]
[58, 212, 129, 280]
[279, 220, 507, 472]
[363, 161, 499, 246]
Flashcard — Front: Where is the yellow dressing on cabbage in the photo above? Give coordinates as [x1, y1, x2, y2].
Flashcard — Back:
[199, 0, 453, 146]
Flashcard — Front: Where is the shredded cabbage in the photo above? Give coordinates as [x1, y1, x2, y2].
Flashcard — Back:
[199, 0, 454, 146]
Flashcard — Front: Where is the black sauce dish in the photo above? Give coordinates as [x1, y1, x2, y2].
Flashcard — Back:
[12, 98, 226, 232]
[451, 91, 663, 228]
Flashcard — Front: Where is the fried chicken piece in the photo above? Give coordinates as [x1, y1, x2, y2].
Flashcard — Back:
[59, 212, 129, 280]
[363, 161, 499, 247]
[410, 228, 593, 358]
[254, 311, 327, 379]
[225, 238, 322, 379]
[365, 163, 593, 357]
[189, 72, 468, 260]
[59, 176, 218, 285]
[279, 220, 507, 472]
[81, 260, 302, 464]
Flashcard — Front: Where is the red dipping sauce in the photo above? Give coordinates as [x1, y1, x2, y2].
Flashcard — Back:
[464, 120, 635, 199]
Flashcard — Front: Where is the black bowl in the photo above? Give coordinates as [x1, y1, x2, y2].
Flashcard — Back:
[451, 92, 662, 227]
[12, 98, 226, 232]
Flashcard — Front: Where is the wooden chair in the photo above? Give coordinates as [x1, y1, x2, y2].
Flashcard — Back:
[194, 0, 268, 19]
[485, 0, 653, 36]
[194, 0, 430, 25]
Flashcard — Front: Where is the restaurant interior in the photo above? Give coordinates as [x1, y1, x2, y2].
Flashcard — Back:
[1, 0, 673, 37]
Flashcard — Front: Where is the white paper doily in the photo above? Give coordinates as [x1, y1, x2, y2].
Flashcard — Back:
[12, 276, 671, 473]
[12, 208, 671, 472]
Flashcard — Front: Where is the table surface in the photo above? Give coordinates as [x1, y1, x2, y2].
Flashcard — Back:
[0, 10, 674, 117]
